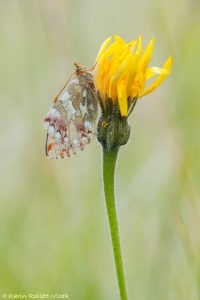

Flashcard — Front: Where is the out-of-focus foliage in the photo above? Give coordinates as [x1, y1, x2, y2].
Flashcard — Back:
[0, 1, 200, 299]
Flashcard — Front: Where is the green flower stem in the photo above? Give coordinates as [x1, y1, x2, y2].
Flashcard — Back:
[102, 148, 128, 300]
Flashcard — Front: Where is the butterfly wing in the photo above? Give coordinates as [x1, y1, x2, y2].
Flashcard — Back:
[44, 73, 97, 159]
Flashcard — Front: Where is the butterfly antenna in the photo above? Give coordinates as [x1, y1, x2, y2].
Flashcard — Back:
[74, 62, 97, 74]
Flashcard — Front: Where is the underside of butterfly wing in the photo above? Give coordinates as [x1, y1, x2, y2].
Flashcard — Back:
[44, 70, 97, 159]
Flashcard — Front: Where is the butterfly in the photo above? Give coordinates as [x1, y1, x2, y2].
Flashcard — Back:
[43, 64, 98, 159]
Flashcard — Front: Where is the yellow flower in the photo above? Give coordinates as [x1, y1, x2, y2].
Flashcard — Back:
[93, 35, 172, 117]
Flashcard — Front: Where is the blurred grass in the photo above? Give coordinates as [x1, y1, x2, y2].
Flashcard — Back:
[0, 0, 200, 299]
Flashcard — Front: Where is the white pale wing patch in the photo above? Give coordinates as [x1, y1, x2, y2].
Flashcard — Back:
[44, 71, 97, 159]
[59, 90, 70, 102]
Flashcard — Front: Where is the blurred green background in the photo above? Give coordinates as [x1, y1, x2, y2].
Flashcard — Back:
[0, 0, 200, 299]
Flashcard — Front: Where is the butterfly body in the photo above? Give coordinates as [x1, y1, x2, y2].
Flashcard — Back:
[44, 65, 97, 159]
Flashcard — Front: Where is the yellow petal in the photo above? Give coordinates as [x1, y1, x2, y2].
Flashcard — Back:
[113, 35, 127, 46]
[130, 71, 145, 98]
[145, 67, 170, 79]
[136, 35, 142, 56]
[96, 36, 112, 62]
[103, 43, 131, 97]
[140, 38, 154, 72]
[110, 53, 139, 99]
[130, 85, 140, 98]
[95, 45, 116, 96]
[139, 56, 173, 97]
[117, 81, 128, 117]
[110, 52, 135, 87]
[126, 40, 137, 51]
[126, 54, 140, 94]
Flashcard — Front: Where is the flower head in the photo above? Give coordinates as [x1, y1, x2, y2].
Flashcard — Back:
[93, 35, 172, 117]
